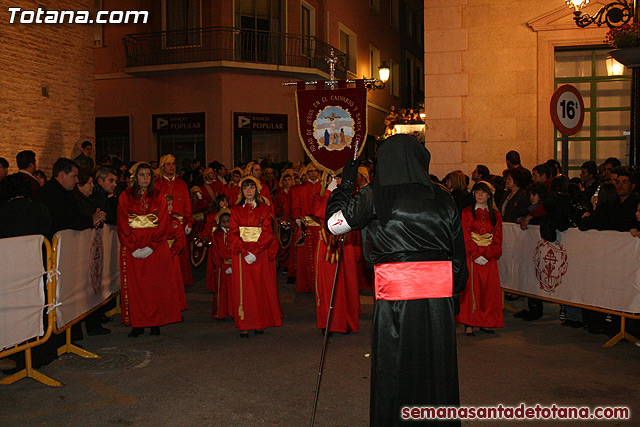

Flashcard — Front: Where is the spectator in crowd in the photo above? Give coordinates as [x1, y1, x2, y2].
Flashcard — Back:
[97, 154, 111, 167]
[214, 162, 228, 185]
[90, 167, 118, 225]
[33, 158, 105, 237]
[532, 163, 552, 187]
[471, 165, 490, 184]
[505, 150, 532, 187]
[0, 157, 8, 181]
[16, 150, 39, 197]
[117, 162, 182, 337]
[499, 168, 530, 223]
[0, 174, 55, 372]
[457, 181, 504, 336]
[580, 160, 599, 199]
[33, 170, 47, 187]
[444, 170, 474, 214]
[74, 168, 97, 217]
[600, 157, 621, 182]
[539, 175, 573, 242]
[545, 159, 562, 177]
[74, 141, 95, 170]
[0, 174, 51, 238]
[613, 168, 640, 231]
[578, 182, 619, 231]
[567, 182, 590, 222]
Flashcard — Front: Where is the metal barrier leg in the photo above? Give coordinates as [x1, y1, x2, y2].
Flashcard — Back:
[57, 329, 100, 359]
[104, 294, 121, 317]
[502, 290, 519, 313]
[0, 348, 63, 387]
[602, 316, 640, 348]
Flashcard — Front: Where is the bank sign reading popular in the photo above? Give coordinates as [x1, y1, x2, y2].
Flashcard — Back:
[234, 113, 288, 132]
[152, 113, 205, 133]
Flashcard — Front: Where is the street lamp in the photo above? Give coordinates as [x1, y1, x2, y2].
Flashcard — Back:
[365, 61, 390, 91]
[565, 0, 640, 166]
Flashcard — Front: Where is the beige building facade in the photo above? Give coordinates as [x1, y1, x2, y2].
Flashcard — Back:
[424, 0, 625, 180]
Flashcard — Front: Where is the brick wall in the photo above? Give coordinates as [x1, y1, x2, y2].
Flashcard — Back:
[0, 0, 95, 177]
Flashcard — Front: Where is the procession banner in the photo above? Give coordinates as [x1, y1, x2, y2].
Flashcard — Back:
[295, 80, 367, 174]
[498, 223, 640, 313]
[55, 226, 121, 328]
[0, 235, 46, 349]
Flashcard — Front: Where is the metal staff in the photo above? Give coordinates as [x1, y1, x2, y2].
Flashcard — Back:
[310, 141, 360, 426]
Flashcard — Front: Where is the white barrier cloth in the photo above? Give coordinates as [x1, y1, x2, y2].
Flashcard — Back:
[498, 224, 640, 313]
[55, 226, 120, 328]
[0, 235, 45, 349]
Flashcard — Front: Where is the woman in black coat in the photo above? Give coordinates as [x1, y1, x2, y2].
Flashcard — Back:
[498, 168, 530, 223]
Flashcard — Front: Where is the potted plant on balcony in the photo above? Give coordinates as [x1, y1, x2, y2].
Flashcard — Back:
[605, 23, 640, 68]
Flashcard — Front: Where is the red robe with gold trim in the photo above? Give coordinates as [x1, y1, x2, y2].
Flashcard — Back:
[228, 201, 282, 331]
[456, 206, 504, 328]
[224, 182, 241, 207]
[155, 175, 193, 286]
[208, 228, 233, 319]
[313, 191, 361, 333]
[117, 188, 181, 327]
[167, 216, 188, 311]
[291, 180, 323, 292]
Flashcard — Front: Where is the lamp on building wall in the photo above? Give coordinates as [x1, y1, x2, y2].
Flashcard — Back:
[365, 61, 390, 91]
[565, 0, 633, 28]
[606, 56, 625, 75]
[565, 0, 640, 166]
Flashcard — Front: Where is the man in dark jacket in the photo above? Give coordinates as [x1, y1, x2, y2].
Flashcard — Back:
[326, 134, 468, 427]
[33, 158, 105, 237]
[89, 167, 118, 225]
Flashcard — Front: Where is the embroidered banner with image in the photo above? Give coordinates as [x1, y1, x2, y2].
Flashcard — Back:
[295, 80, 367, 174]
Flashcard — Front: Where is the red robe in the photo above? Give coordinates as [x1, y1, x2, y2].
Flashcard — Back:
[224, 182, 241, 207]
[313, 191, 361, 333]
[155, 175, 193, 286]
[456, 206, 504, 328]
[291, 180, 323, 292]
[229, 201, 282, 330]
[208, 228, 233, 319]
[167, 216, 188, 311]
[117, 188, 181, 327]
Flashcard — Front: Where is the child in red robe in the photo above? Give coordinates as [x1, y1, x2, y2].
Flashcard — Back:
[208, 208, 233, 320]
[166, 195, 188, 312]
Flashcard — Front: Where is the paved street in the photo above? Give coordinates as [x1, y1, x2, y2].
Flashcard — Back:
[2, 266, 639, 426]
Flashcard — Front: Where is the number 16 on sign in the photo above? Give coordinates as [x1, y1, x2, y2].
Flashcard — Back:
[550, 84, 585, 175]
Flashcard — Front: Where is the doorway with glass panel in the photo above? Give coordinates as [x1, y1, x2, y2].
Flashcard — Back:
[555, 49, 631, 177]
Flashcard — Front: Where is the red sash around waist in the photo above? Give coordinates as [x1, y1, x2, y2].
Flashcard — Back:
[373, 261, 453, 301]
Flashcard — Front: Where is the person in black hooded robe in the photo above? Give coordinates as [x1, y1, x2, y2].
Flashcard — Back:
[326, 134, 468, 426]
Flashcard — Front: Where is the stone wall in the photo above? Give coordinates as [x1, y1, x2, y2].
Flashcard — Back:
[0, 0, 95, 176]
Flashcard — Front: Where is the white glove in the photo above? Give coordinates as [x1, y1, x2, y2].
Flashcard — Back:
[474, 256, 488, 266]
[132, 247, 153, 259]
[326, 178, 338, 192]
[295, 218, 302, 228]
[244, 252, 257, 264]
[185, 225, 192, 235]
[225, 267, 232, 275]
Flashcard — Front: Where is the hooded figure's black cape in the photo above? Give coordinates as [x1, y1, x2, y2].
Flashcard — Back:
[326, 134, 468, 426]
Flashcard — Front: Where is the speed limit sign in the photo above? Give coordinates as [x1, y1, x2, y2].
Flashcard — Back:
[550, 84, 585, 136]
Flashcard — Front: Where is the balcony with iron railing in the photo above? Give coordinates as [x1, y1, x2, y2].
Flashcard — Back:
[123, 26, 348, 78]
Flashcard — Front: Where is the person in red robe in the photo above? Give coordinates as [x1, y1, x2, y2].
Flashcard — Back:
[208, 208, 233, 320]
[273, 169, 296, 278]
[201, 167, 223, 208]
[457, 180, 504, 336]
[228, 176, 281, 337]
[155, 154, 194, 287]
[291, 163, 323, 292]
[224, 167, 243, 207]
[244, 161, 274, 213]
[117, 162, 181, 337]
[165, 195, 188, 312]
[313, 176, 361, 333]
